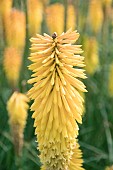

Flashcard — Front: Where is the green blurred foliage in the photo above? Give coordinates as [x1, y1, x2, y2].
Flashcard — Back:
[0, 0, 113, 170]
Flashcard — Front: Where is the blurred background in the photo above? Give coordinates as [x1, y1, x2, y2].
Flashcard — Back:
[0, 0, 113, 170]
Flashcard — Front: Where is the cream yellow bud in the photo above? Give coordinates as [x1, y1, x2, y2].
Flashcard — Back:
[7, 91, 29, 155]
[3, 47, 22, 87]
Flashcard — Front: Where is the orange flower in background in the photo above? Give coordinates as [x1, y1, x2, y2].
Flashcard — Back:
[83, 36, 99, 75]
[46, 3, 64, 35]
[4, 9, 26, 52]
[27, 0, 43, 36]
[46, 3, 76, 35]
[28, 29, 86, 169]
[3, 47, 22, 87]
[7, 91, 29, 155]
[88, 0, 103, 34]
[102, 0, 112, 6]
[67, 4, 76, 31]
[42, 0, 50, 4]
[0, 0, 12, 18]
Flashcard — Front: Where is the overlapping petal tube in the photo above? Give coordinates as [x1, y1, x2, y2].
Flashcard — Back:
[7, 91, 29, 155]
[69, 142, 84, 170]
[28, 29, 87, 169]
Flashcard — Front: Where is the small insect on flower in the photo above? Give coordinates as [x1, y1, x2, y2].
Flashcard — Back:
[52, 32, 57, 39]
[28, 28, 87, 170]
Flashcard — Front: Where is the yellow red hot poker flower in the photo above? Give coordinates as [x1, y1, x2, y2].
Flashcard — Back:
[83, 36, 99, 75]
[88, 0, 103, 34]
[67, 4, 76, 31]
[46, 3, 64, 35]
[7, 91, 29, 156]
[102, 0, 112, 7]
[46, 3, 76, 35]
[0, 0, 12, 19]
[4, 9, 26, 52]
[28, 29, 87, 169]
[3, 47, 22, 87]
[27, 0, 43, 36]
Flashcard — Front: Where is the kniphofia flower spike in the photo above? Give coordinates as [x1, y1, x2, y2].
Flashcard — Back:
[28, 29, 87, 170]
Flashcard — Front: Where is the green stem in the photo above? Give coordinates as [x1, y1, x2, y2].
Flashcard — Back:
[15, 155, 22, 170]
